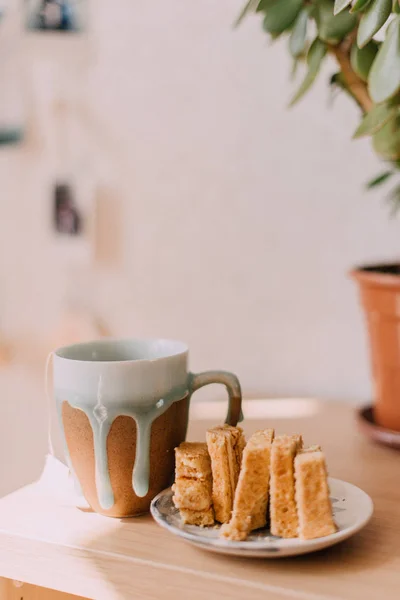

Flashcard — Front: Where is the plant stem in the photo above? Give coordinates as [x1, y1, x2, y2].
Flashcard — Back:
[329, 43, 373, 113]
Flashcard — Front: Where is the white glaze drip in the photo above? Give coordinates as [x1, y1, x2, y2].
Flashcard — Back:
[57, 384, 188, 509]
[132, 414, 152, 497]
[90, 376, 114, 509]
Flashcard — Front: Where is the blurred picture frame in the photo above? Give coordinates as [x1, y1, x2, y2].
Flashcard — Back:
[51, 176, 96, 267]
[54, 183, 81, 236]
[24, 0, 86, 33]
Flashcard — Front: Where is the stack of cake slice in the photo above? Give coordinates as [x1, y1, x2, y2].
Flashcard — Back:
[172, 442, 214, 526]
[269, 434, 303, 538]
[173, 426, 336, 541]
[294, 446, 336, 540]
[220, 429, 274, 541]
[205, 425, 245, 524]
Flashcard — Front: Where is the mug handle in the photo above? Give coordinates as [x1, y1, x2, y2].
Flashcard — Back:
[188, 371, 242, 426]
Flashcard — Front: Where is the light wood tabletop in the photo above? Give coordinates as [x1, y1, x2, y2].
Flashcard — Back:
[0, 399, 398, 600]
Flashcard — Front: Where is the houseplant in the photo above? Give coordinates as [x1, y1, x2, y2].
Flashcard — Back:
[239, 0, 400, 435]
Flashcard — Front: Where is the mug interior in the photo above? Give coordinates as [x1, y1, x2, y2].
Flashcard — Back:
[54, 338, 188, 362]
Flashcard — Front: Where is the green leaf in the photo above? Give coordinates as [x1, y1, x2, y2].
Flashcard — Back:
[366, 170, 394, 188]
[350, 0, 372, 13]
[394, 0, 400, 13]
[257, 0, 277, 11]
[330, 72, 346, 87]
[334, 0, 352, 14]
[269, 31, 282, 41]
[291, 57, 300, 79]
[328, 72, 346, 105]
[234, 0, 261, 27]
[357, 0, 392, 48]
[330, 71, 357, 97]
[350, 41, 379, 81]
[289, 38, 327, 106]
[373, 115, 400, 160]
[388, 184, 400, 216]
[330, 71, 367, 107]
[353, 103, 397, 137]
[263, 0, 303, 34]
[289, 8, 309, 57]
[315, 0, 357, 44]
[368, 17, 400, 103]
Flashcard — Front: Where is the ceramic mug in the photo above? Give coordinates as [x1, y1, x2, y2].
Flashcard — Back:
[53, 338, 242, 517]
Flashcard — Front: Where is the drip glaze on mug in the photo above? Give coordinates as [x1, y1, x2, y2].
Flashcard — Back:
[56, 378, 188, 509]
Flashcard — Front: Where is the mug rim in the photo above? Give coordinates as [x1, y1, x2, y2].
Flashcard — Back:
[54, 337, 189, 364]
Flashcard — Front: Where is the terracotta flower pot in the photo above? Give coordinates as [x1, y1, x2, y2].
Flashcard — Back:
[351, 264, 400, 431]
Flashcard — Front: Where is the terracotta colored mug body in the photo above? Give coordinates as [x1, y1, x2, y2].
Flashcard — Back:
[352, 265, 400, 431]
[53, 338, 242, 517]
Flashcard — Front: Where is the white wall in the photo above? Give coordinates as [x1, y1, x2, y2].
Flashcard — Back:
[1, 0, 400, 494]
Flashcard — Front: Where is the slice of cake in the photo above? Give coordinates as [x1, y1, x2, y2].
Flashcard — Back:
[294, 448, 336, 540]
[173, 477, 212, 511]
[299, 445, 321, 454]
[179, 508, 215, 527]
[270, 434, 303, 538]
[173, 442, 214, 526]
[206, 425, 245, 523]
[220, 429, 274, 541]
[175, 442, 212, 480]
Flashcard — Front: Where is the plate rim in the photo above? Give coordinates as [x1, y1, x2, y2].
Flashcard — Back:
[150, 477, 374, 555]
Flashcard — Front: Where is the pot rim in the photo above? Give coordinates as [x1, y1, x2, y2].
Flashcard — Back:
[350, 263, 400, 288]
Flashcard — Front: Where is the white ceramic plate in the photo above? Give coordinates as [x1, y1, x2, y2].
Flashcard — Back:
[150, 478, 373, 558]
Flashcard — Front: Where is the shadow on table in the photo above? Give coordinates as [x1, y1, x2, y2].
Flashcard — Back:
[80, 505, 397, 600]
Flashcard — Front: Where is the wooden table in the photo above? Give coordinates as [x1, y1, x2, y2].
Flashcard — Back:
[0, 399, 399, 600]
